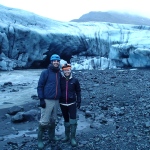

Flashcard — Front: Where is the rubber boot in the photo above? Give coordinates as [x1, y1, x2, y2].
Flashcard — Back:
[48, 122, 59, 141]
[37, 124, 45, 150]
[70, 119, 77, 147]
[62, 122, 70, 142]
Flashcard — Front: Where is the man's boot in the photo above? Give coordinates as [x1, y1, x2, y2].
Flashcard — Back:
[37, 124, 45, 149]
[70, 119, 77, 147]
[62, 122, 70, 142]
[48, 122, 59, 141]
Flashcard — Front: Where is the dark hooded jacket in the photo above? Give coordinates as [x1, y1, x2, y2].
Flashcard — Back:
[59, 73, 81, 104]
[37, 64, 61, 100]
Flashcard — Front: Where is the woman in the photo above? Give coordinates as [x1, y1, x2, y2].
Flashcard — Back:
[59, 63, 81, 147]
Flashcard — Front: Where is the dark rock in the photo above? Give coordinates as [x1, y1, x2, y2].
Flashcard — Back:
[31, 95, 39, 100]
[11, 112, 24, 122]
[7, 106, 24, 115]
[0, 137, 4, 141]
[23, 109, 38, 121]
[85, 110, 93, 117]
[3, 82, 13, 86]
[2, 102, 13, 105]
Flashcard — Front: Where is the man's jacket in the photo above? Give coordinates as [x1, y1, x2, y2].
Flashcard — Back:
[37, 65, 61, 100]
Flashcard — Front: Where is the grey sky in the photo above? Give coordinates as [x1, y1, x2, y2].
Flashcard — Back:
[0, 0, 149, 21]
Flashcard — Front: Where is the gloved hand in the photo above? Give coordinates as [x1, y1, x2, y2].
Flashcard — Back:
[40, 99, 46, 108]
[76, 102, 81, 109]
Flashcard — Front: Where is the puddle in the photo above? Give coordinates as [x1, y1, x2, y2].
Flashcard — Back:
[77, 114, 90, 130]
[3, 129, 37, 141]
[56, 113, 90, 135]
[3, 114, 90, 140]
[129, 68, 138, 71]
[117, 68, 138, 71]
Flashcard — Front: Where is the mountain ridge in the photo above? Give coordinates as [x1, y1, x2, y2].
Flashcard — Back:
[70, 11, 150, 26]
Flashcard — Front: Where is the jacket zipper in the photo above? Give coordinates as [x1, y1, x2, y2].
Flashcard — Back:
[66, 80, 68, 103]
[55, 73, 58, 99]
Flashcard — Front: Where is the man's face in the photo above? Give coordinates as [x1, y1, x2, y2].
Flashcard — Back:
[52, 60, 60, 67]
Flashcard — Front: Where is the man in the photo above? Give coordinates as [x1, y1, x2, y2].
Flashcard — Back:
[37, 54, 61, 149]
[59, 63, 81, 147]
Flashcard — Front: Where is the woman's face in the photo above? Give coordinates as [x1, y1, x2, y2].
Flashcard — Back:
[63, 69, 71, 77]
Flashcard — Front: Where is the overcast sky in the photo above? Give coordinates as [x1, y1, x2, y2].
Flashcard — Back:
[0, 0, 150, 21]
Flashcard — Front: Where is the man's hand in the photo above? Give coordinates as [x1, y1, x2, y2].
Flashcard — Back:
[40, 99, 46, 108]
[76, 102, 81, 109]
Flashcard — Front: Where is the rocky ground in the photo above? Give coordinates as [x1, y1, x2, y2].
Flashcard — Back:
[0, 68, 150, 150]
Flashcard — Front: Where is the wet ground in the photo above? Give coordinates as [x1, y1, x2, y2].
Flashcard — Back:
[0, 68, 150, 150]
[0, 69, 42, 109]
[1, 112, 90, 140]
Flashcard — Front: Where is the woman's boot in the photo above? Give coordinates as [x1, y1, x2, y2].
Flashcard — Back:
[70, 119, 77, 147]
[62, 122, 70, 142]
